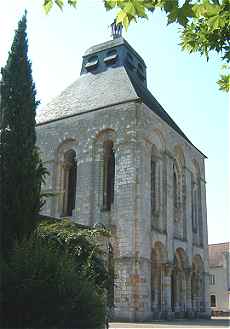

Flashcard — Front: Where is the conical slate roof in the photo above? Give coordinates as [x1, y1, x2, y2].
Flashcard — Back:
[36, 37, 205, 157]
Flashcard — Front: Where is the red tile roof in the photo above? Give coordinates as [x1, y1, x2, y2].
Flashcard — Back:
[208, 242, 230, 267]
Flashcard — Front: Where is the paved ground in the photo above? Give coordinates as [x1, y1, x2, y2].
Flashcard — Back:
[109, 317, 230, 328]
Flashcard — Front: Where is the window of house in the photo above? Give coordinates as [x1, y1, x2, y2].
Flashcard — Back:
[62, 150, 77, 217]
[103, 140, 115, 211]
[209, 274, 215, 285]
[210, 294, 216, 307]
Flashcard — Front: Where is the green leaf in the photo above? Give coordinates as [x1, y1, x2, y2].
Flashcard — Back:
[123, 15, 130, 30]
[132, 0, 147, 17]
[43, 0, 53, 14]
[144, 0, 155, 12]
[192, 2, 220, 18]
[116, 9, 127, 24]
[217, 74, 230, 92]
[207, 15, 222, 31]
[68, 0, 78, 8]
[180, 1, 194, 19]
[55, 0, 64, 10]
[116, 10, 130, 30]
[104, 0, 118, 10]
[167, 7, 179, 25]
[163, 0, 178, 14]
[124, 2, 136, 17]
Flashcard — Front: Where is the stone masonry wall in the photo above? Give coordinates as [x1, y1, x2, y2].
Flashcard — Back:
[36, 99, 210, 320]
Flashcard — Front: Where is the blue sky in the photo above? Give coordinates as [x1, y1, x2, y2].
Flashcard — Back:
[0, 0, 229, 244]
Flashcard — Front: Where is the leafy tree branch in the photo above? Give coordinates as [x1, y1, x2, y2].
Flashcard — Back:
[42, 0, 230, 92]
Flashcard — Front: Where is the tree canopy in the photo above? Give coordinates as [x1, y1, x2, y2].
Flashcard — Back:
[42, 0, 230, 92]
[0, 12, 47, 256]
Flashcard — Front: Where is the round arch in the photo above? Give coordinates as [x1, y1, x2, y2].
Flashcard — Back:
[174, 144, 186, 167]
[53, 139, 79, 218]
[151, 241, 167, 314]
[146, 128, 166, 154]
[191, 254, 205, 313]
[171, 248, 189, 313]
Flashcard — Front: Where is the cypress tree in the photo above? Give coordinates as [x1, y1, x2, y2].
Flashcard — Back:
[0, 11, 47, 256]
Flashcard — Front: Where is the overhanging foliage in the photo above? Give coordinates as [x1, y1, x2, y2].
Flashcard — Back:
[42, 0, 230, 92]
[37, 216, 111, 290]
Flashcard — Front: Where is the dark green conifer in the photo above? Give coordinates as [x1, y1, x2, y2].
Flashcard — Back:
[0, 11, 47, 256]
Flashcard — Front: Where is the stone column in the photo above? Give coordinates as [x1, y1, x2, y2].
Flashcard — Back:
[202, 272, 211, 317]
[198, 272, 203, 313]
[174, 272, 181, 313]
[152, 273, 160, 313]
[163, 263, 174, 318]
[181, 272, 187, 313]
[175, 271, 186, 314]
[200, 171, 211, 318]
[185, 267, 193, 317]
[193, 273, 200, 313]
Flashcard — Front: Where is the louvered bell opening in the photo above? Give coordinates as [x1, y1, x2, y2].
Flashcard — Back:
[104, 50, 118, 65]
[85, 56, 99, 71]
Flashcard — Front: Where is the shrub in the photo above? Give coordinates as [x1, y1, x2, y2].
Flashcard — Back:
[37, 217, 111, 291]
[0, 235, 105, 328]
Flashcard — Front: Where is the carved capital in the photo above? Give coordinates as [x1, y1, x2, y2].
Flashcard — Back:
[162, 263, 174, 276]
[184, 267, 193, 280]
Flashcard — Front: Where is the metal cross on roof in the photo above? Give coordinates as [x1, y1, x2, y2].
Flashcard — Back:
[111, 19, 123, 39]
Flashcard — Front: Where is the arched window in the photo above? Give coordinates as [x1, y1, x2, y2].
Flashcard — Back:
[210, 295, 216, 307]
[173, 161, 185, 239]
[173, 164, 179, 220]
[62, 150, 77, 217]
[150, 144, 163, 231]
[191, 161, 203, 245]
[151, 156, 157, 214]
[173, 147, 186, 239]
[173, 167, 177, 210]
[192, 179, 198, 232]
[103, 140, 115, 211]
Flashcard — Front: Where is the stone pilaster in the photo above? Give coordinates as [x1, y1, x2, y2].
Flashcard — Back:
[91, 140, 104, 225]
[173, 272, 181, 313]
[201, 272, 211, 318]
[75, 145, 93, 226]
[185, 267, 194, 318]
[113, 138, 152, 321]
[163, 263, 174, 318]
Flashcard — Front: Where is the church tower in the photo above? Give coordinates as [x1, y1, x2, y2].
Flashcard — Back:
[36, 36, 210, 321]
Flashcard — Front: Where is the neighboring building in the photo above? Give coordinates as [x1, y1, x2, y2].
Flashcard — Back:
[36, 36, 210, 321]
[208, 242, 230, 314]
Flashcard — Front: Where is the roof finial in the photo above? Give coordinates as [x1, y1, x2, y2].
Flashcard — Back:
[111, 19, 122, 39]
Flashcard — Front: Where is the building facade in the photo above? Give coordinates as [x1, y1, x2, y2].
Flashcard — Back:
[36, 37, 210, 321]
[208, 242, 230, 315]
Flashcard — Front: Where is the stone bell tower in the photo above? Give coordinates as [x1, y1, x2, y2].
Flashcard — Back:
[36, 35, 210, 321]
